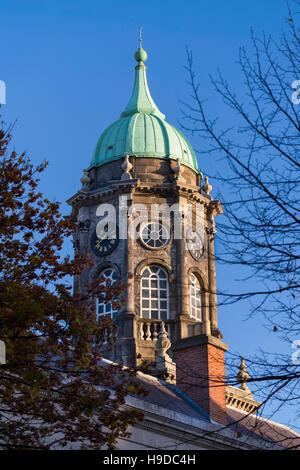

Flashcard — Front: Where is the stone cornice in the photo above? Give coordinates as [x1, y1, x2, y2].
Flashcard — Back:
[67, 179, 140, 207]
[67, 179, 218, 208]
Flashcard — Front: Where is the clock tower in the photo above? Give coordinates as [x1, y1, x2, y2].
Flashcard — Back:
[68, 44, 227, 421]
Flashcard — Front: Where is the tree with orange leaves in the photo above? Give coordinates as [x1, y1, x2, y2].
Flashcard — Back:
[0, 117, 146, 450]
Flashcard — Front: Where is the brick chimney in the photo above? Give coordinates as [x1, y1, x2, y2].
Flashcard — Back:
[173, 335, 228, 424]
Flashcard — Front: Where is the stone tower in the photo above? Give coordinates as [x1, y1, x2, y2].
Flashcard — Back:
[68, 44, 227, 420]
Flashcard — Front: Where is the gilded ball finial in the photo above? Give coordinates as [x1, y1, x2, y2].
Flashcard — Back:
[135, 25, 147, 63]
[134, 47, 147, 63]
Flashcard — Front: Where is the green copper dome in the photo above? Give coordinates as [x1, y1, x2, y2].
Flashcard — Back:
[89, 46, 199, 172]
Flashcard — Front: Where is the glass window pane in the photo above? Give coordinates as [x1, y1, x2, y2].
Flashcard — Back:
[97, 269, 118, 319]
[190, 273, 202, 321]
[159, 269, 167, 279]
[142, 289, 149, 298]
[151, 289, 158, 298]
[141, 265, 169, 320]
[160, 310, 167, 321]
[152, 310, 159, 319]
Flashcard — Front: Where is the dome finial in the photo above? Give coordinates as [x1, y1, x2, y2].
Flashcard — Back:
[135, 26, 147, 63]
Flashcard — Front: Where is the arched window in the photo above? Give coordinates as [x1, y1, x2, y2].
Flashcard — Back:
[190, 273, 202, 321]
[140, 265, 169, 320]
[96, 268, 118, 320]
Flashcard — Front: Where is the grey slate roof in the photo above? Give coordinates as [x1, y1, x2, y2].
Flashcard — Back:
[101, 358, 300, 449]
[227, 405, 300, 450]
[133, 372, 210, 422]
[133, 370, 300, 449]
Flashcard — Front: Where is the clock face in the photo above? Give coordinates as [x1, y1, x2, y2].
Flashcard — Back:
[139, 222, 170, 250]
[91, 225, 119, 256]
[186, 227, 204, 261]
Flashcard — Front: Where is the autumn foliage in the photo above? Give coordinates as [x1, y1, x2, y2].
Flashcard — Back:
[0, 118, 146, 449]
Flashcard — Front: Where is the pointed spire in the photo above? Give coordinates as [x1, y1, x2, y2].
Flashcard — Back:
[139, 25, 142, 49]
[121, 32, 165, 120]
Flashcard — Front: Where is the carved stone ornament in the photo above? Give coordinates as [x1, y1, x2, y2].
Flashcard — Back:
[236, 356, 251, 392]
[155, 322, 171, 359]
[78, 219, 90, 232]
[154, 322, 176, 384]
[173, 158, 183, 180]
[80, 169, 91, 190]
[121, 154, 133, 180]
[202, 176, 212, 199]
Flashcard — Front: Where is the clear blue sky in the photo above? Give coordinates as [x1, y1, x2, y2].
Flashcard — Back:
[1, 0, 296, 427]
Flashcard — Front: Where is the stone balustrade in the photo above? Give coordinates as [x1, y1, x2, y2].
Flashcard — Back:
[138, 319, 168, 341]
